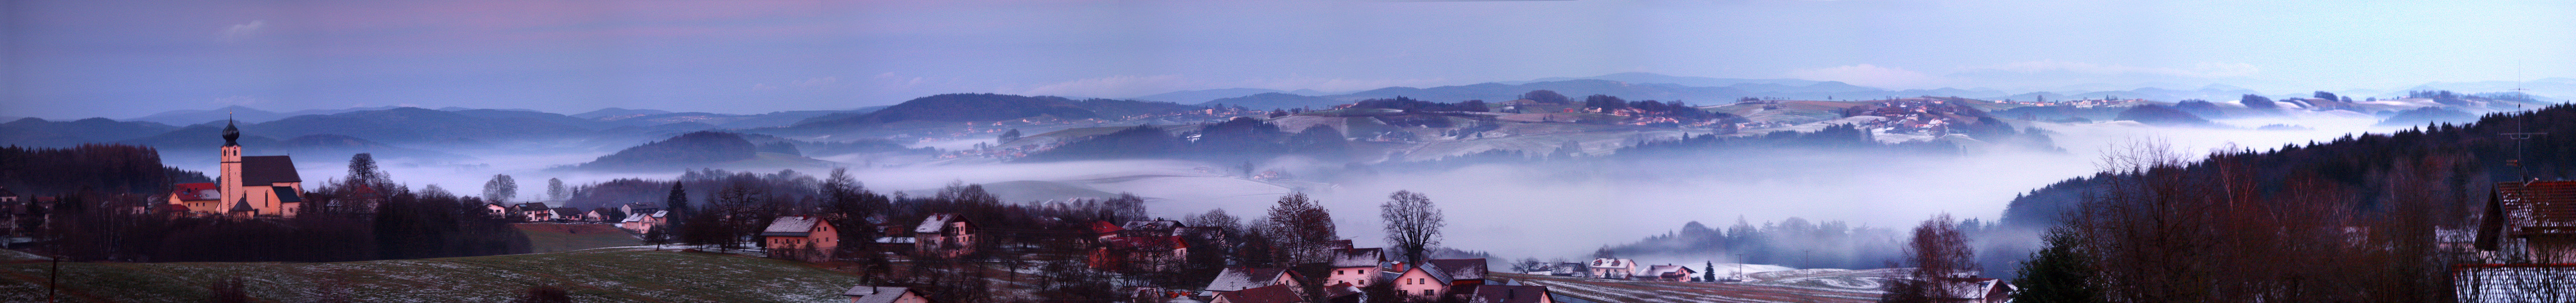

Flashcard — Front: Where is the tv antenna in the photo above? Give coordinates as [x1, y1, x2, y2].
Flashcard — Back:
[2507, 104, 2546, 181]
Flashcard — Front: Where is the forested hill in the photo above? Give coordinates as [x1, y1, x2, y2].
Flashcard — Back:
[575, 131, 761, 170]
[789, 93, 1200, 128]
[1999, 103, 2576, 229]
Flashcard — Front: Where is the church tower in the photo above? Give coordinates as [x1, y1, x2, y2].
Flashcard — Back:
[219, 118, 247, 214]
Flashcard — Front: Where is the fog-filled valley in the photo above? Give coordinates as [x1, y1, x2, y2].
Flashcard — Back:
[12, 79, 2504, 275]
[16, 0, 2576, 301]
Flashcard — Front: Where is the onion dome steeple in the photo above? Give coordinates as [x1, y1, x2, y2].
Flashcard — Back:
[222, 118, 241, 147]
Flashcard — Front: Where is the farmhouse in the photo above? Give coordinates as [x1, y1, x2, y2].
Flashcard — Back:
[1392, 262, 1457, 300]
[517, 202, 554, 221]
[1090, 220, 1191, 272]
[620, 210, 667, 234]
[1326, 248, 1387, 288]
[1587, 258, 1636, 279]
[761, 216, 841, 262]
[1642, 264, 1697, 282]
[914, 213, 977, 258]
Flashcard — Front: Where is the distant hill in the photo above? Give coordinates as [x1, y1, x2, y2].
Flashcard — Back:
[0, 118, 179, 147]
[243, 107, 597, 145]
[2397, 78, 2576, 101]
[571, 107, 674, 119]
[117, 124, 281, 152]
[125, 105, 290, 125]
[1131, 87, 1285, 104]
[0, 248, 870, 302]
[574, 131, 839, 171]
[2113, 105, 2219, 127]
[581, 110, 867, 129]
[446, 108, 614, 129]
[578, 131, 760, 170]
[893, 180, 1128, 203]
[2376, 107, 2478, 127]
[1201, 92, 1344, 110]
[270, 134, 469, 161]
[1510, 72, 1823, 87]
[1324, 79, 1824, 105]
[789, 93, 1200, 128]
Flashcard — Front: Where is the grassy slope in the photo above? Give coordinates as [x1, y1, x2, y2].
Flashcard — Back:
[1706, 101, 1870, 125]
[515, 224, 647, 253]
[0, 248, 869, 302]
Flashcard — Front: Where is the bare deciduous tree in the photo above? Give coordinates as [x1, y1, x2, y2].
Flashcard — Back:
[1381, 190, 1444, 265]
[546, 178, 566, 202]
[1266, 193, 1339, 265]
[1884, 213, 1974, 302]
[482, 174, 517, 204]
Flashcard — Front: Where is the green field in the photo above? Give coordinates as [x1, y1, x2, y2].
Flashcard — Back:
[516, 223, 646, 253]
[0, 248, 870, 302]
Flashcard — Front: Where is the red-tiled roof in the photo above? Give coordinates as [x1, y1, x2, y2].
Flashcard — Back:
[1214, 284, 1302, 303]
[1091, 221, 1124, 234]
[171, 183, 220, 201]
[2501, 181, 2576, 236]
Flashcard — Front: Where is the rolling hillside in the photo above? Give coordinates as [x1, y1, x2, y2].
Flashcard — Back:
[0, 248, 869, 302]
[789, 93, 1200, 128]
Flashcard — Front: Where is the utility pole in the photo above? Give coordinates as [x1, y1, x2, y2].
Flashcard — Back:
[50, 252, 59, 302]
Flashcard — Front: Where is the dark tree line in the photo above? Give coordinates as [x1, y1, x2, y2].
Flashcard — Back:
[2008, 141, 2464, 302]
[1581, 95, 1728, 121]
[0, 144, 208, 196]
[2002, 104, 2576, 229]
[1017, 120, 1354, 163]
[1620, 123, 1955, 157]
[1348, 96, 1489, 113]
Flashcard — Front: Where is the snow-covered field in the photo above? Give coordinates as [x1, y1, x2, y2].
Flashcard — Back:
[1501, 271, 1884, 303]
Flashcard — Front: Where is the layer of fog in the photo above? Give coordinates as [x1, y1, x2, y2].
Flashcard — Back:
[162, 112, 2424, 267]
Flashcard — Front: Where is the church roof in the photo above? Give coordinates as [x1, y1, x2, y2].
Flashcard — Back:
[271, 187, 302, 202]
[240, 156, 302, 184]
[230, 198, 256, 213]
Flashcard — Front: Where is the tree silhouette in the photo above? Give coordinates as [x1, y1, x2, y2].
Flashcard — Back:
[1381, 190, 1444, 265]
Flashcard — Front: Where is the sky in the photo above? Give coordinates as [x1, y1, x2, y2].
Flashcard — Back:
[6, 0, 2573, 119]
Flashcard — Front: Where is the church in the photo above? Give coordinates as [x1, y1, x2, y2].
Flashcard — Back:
[167, 119, 304, 218]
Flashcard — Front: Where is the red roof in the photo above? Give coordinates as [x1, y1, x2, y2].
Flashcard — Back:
[1107, 235, 1187, 251]
[1215, 284, 1302, 303]
[171, 182, 220, 201]
[1091, 221, 1124, 235]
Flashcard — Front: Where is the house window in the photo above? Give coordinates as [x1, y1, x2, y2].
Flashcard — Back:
[1422, 290, 1432, 296]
